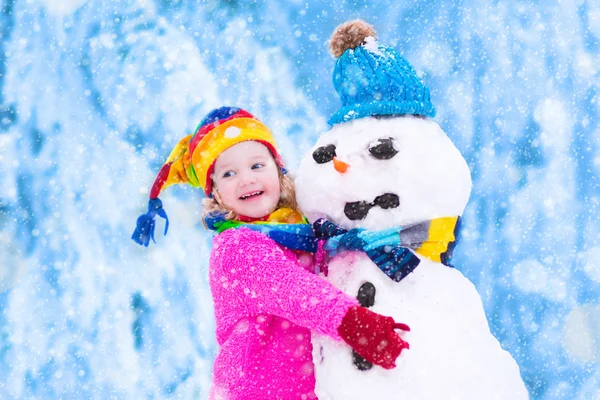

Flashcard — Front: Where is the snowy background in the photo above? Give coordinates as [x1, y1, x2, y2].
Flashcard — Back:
[0, 0, 599, 398]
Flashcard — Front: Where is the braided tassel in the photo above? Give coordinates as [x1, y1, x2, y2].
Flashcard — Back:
[131, 198, 169, 247]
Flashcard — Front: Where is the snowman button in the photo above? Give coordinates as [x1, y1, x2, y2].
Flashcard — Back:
[357, 281, 376, 308]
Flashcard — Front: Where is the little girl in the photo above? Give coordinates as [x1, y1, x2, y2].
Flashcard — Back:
[132, 107, 410, 399]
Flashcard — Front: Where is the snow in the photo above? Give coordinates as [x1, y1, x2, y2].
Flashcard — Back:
[362, 36, 383, 57]
[0, 1, 598, 399]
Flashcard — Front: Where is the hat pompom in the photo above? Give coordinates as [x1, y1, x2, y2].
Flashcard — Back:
[329, 20, 377, 58]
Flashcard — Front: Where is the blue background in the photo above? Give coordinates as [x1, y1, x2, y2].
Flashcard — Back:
[0, 0, 599, 398]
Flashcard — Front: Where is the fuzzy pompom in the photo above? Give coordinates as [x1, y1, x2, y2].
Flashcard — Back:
[329, 20, 377, 58]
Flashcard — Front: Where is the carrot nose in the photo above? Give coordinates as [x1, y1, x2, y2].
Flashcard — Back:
[333, 157, 350, 173]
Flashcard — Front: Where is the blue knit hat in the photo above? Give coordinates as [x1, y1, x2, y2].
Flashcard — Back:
[328, 20, 436, 125]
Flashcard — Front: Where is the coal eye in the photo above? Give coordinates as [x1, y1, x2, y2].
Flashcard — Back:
[312, 144, 337, 164]
[369, 138, 398, 160]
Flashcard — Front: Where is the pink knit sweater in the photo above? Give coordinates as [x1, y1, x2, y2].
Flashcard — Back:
[208, 227, 358, 400]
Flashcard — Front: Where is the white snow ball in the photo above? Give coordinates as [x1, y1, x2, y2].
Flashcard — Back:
[563, 304, 600, 363]
[224, 126, 242, 138]
[511, 259, 548, 293]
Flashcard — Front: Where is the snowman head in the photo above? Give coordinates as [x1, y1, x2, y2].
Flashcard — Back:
[296, 20, 471, 230]
[295, 115, 471, 230]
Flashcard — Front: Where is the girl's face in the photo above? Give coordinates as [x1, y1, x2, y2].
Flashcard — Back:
[212, 141, 281, 218]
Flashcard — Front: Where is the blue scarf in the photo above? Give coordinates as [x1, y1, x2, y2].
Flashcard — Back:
[313, 217, 461, 282]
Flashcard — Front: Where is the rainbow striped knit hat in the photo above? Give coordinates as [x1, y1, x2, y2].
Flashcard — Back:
[132, 106, 284, 247]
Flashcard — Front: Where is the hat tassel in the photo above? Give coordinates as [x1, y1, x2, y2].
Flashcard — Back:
[131, 198, 169, 247]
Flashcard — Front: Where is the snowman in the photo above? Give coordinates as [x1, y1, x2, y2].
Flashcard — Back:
[295, 21, 529, 399]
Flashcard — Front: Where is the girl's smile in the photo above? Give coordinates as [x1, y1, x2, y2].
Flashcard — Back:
[239, 190, 264, 200]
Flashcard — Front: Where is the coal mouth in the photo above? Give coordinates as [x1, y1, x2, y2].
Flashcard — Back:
[344, 193, 400, 220]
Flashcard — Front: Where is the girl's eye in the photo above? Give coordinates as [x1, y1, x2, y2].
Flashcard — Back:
[222, 171, 235, 178]
[251, 163, 264, 170]
[368, 138, 398, 160]
[312, 144, 337, 164]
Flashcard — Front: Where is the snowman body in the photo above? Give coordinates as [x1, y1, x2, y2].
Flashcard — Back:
[295, 116, 528, 399]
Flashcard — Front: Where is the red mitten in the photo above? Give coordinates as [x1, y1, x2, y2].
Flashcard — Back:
[338, 305, 410, 369]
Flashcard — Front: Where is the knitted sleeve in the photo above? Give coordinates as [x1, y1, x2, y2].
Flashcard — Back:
[210, 228, 358, 340]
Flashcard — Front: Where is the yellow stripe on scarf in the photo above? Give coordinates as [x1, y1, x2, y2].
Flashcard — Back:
[414, 216, 459, 263]
[264, 208, 306, 224]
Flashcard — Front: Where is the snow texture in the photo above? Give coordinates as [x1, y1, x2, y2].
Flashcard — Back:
[0, 1, 598, 399]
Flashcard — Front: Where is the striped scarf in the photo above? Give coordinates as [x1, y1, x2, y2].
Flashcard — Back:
[313, 217, 461, 282]
[205, 208, 318, 253]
